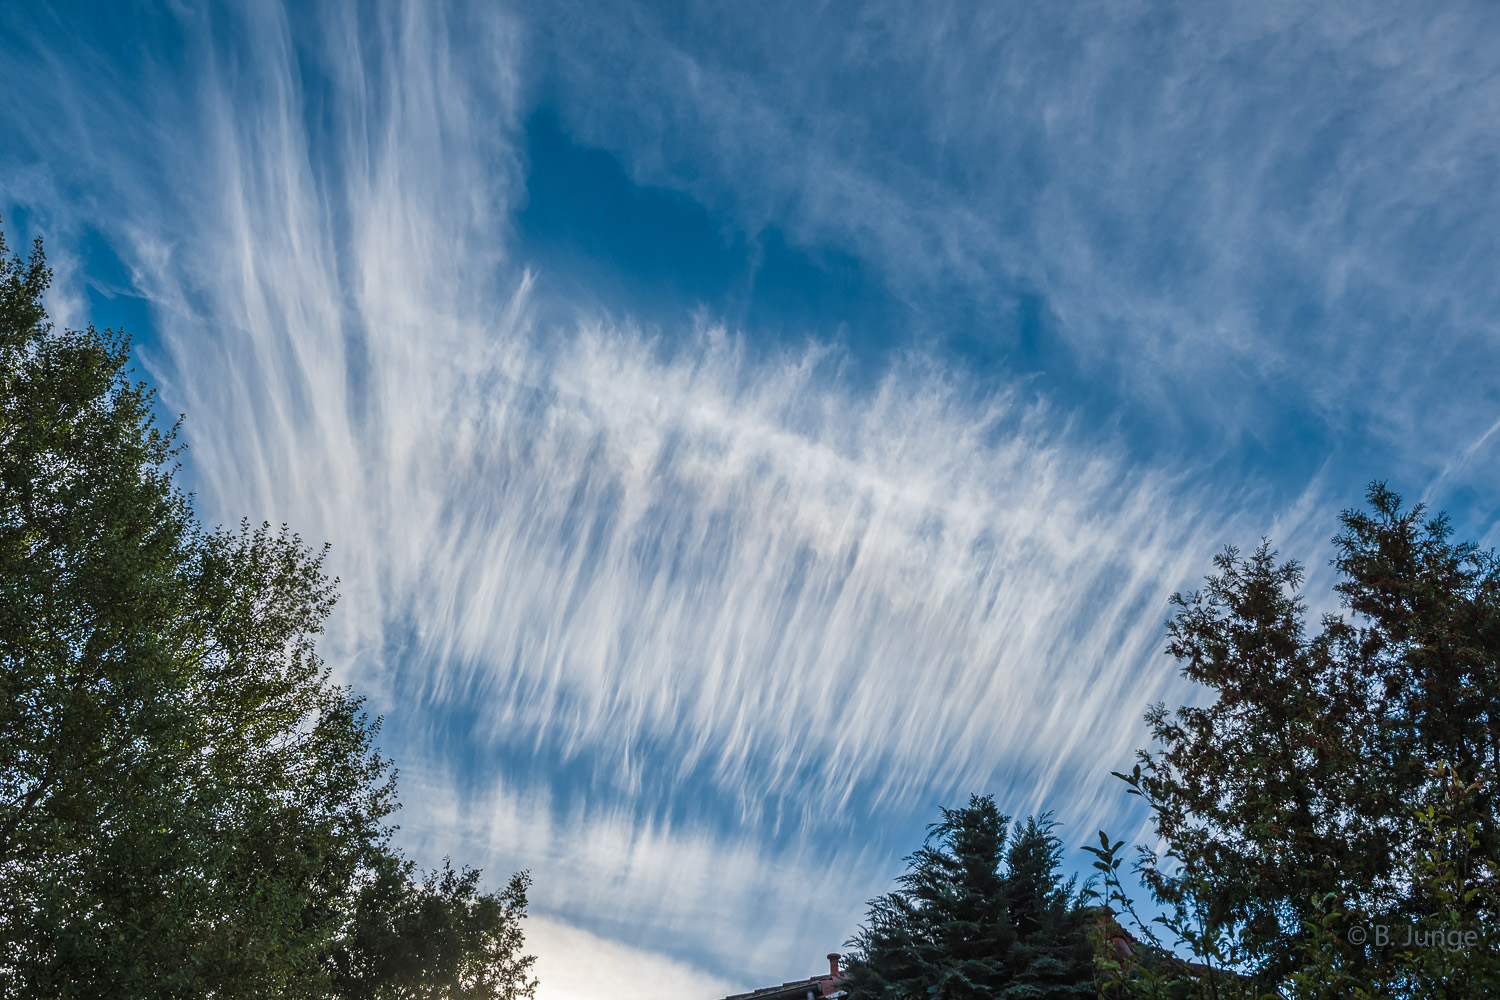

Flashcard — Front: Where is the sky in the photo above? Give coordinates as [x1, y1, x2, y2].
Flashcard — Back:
[4, 2, 1500, 996]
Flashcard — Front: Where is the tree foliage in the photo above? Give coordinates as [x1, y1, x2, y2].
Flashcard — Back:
[329, 858, 536, 1000]
[0, 226, 537, 998]
[1101, 485, 1500, 997]
[844, 795, 1093, 999]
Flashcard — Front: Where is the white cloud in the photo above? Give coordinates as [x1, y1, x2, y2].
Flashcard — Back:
[6, 0, 1465, 984]
[84, 0, 1223, 828]
[533, 0, 1500, 494]
[527, 915, 745, 1000]
[391, 756, 881, 982]
[68, 2, 1233, 975]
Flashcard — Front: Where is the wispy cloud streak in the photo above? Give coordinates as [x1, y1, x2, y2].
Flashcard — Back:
[534, 0, 1500, 500]
[71, 0, 1223, 824]
[1, 0, 1440, 985]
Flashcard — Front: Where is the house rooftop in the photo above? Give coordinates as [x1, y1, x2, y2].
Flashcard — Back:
[718, 953, 847, 1000]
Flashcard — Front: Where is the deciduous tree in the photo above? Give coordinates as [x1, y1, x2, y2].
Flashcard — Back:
[0, 226, 536, 999]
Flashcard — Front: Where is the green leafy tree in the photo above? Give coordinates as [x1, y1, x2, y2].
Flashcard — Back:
[844, 795, 1093, 999]
[0, 226, 537, 999]
[329, 857, 536, 1000]
[1096, 485, 1500, 998]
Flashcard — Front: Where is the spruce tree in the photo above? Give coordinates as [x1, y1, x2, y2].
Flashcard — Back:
[844, 796, 1093, 999]
[1099, 484, 1500, 997]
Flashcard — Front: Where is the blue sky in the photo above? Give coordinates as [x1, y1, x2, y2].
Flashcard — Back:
[5, 2, 1500, 996]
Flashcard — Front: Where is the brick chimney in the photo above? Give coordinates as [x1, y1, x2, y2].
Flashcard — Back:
[827, 953, 841, 978]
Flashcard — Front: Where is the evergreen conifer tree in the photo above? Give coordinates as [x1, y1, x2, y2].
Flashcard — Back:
[1093, 484, 1500, 998]
[844, 796, 1093, 999]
